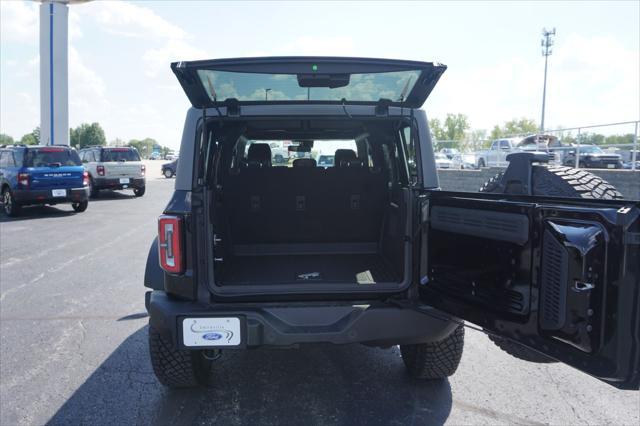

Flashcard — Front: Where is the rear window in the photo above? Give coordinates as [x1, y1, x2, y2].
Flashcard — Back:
[242, 140, 357, 168]
[198, 70, 421, 103]
[25, 148, 81, 167]
[101, 148, 140, 162]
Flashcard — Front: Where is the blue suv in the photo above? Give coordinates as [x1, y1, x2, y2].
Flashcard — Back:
[0, 145, 89, 217]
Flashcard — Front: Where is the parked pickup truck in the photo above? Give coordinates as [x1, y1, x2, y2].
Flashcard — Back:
[475, 134, 559, 167]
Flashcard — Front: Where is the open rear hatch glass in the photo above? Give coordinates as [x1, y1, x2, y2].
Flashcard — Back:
[171, 57, 446, 109]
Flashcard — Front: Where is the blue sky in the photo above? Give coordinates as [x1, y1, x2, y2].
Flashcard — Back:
[1, 0, 639, 149]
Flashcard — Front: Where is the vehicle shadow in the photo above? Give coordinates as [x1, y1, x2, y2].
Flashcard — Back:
[48, 326, 453, 426]
[88, 190, 137, 202]
[0, 204, 77, 223]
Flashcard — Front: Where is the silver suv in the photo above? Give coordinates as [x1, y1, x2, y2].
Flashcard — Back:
[79, 146, 146, 197]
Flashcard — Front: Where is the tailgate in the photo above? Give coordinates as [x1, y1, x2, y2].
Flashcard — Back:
[103, 162, 142, 178]
[29, 166, 84, 189]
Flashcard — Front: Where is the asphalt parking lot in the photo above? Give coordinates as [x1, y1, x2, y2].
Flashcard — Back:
[0, 175, 638, 426]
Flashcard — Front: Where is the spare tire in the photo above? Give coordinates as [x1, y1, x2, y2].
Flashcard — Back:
[480, 165, 622, 363]
[480, 165, 623, 199]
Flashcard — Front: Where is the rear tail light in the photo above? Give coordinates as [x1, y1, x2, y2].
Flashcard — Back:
[158, 215, 184, 274]
[141, 164, 146, 176]
[97, 165, 105, 176]
[83, 171, 89, 187]
[17, 173, 30, 188]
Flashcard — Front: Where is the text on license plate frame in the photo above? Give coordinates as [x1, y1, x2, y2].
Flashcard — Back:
[182, 317, 242, 347]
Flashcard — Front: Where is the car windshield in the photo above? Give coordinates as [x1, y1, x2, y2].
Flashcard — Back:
[578, 145, 604, 154]
[197, 69, 421, 103]
[25, 148, 81, 167]
[435, 153, 448, 160]
[101, 148, 140, 162]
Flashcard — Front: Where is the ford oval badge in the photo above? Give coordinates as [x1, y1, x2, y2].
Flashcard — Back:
[202, 332, 223, 341]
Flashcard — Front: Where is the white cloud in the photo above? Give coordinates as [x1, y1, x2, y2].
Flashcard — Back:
[142, 39, 209, 78]
[80, 0, 187, 41]
[68, 46, 108, 114]
[0, 1, 38, 44]
[429, 34, 639, 133]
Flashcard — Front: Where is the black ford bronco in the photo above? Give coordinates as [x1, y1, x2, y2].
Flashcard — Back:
[144, 57, 639, 389]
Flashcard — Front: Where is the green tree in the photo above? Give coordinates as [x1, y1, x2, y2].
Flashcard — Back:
[19, 127, 41, 145]
[0, 133, 14, 145]
[443, 113, 470, 141]
[70, 123, 107, 148]
[428, 118, 446, 140]
[490, 118, 538, 139]
[127, 137, 158, 159]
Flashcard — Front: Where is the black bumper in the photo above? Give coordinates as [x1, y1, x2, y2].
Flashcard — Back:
[94, 177, 145, 190]
[13, 187, 89, 205]
[146, 291, 458, 349]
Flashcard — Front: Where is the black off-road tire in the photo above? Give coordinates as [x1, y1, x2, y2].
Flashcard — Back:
[134, 186, 146, 197]
[72, 200, 88, 212]
[88, 178, 100, 198]
[486, 335, 557, 363]
[480, 165, 622, 363]
[400, 325, 465, 379]
[148, 325, 212, 388]
[480, 165, 623, 199]
[2, 187, 21, 217]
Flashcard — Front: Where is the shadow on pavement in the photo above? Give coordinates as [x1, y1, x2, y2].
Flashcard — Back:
[88, 190, 137, 202]
[0, 204, 76, 222]
[48, 326, 453, 425]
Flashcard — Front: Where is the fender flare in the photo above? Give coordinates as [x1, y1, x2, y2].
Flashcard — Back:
[144, 237, 164, 290]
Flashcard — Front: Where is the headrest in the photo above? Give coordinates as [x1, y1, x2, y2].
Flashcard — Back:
[246, 144, 271, 168]
[292, 158, 317, 168]
[334, 149, 360, 168]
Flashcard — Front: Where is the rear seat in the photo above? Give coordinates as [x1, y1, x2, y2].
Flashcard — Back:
[224, 148, 386, 246]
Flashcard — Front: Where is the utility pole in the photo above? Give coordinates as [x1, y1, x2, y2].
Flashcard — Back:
[265, 88, 271, 101]
[540, 27, 556, 132]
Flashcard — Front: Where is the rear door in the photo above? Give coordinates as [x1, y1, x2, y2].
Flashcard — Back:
[25, 147, 84, 189]
[171, 57, 446, 109]
[418, 191, 640, 389]
[100, 148, 142, 178]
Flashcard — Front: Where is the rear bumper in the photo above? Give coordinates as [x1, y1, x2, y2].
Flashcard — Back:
[94, 177, 145, 190]
[13, 187, 89, 205]
[146, 290, 458, 349]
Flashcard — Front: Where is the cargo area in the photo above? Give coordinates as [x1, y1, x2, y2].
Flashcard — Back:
[205, 119, 413, 292]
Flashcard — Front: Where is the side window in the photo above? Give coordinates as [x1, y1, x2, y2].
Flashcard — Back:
[400, 126, 417, 182]
[13, 150, 23, 166]
[6, 151, 16, 167]
[500, 140, 510, 149]
[490, 140, 499, 150]
[79, 151, 85, 162]
[0, 151, 8, 168]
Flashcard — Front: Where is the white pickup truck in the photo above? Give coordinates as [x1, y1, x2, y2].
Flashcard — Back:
[475, 135, 559, 168]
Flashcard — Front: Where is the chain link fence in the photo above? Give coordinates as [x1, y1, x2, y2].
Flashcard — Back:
[432, 120, 639, 171]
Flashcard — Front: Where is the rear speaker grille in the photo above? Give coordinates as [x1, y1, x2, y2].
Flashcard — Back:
[540, 230, 568, 330]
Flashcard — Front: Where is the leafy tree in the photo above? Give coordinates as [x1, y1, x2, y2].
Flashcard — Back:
[127, 138, 158, 158]
[443, 113, 470, 141]
[70, 123, 106, 148]
[428, 118, 446, 141]
[19, 127, 41, 145]
[490, 118, 538, 139]
[0, 133, 14, 145]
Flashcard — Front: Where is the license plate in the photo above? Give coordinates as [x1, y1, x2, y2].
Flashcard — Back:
[182, 317, 241, 347]
[52, 189, 66, 197]
[119, 178, 130, 184]
[607, 164, 615, 168]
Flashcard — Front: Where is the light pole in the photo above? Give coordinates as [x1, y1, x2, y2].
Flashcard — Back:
[265, 88, 271, 101]
[540, 27, 556, 132]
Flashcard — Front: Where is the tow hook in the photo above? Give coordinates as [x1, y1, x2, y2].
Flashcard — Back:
[202, 349, 222, 361]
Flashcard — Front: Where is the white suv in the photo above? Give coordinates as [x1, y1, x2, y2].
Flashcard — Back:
[79, 146, 146, 197]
